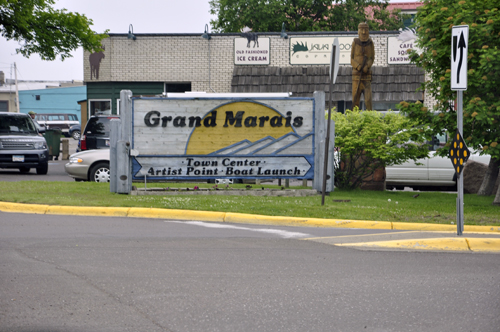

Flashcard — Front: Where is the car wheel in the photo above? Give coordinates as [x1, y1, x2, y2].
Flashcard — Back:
[89, 162, 110, 182]
[19, 167, 30, 173]
[71, 130, 81, 140]
[36, 163, 48, 175]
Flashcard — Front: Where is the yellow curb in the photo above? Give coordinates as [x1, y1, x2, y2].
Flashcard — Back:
[0, 201, 49, 214]
[465, 225, 500, 233]
[1, 201, 499, 234]
[127, 207, 226, 222]
[391, 222, 458, 232]
[337, 238, 471, 251]
[466, 238, 500, 252]
[46, 205, 130, 217]
[224, 212, 392, 229]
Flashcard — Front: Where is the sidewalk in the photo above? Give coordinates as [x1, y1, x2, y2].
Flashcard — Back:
[1, 201, 499, 253]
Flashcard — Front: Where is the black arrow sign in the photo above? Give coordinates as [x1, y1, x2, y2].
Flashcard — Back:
[456, 32, 466, 84]
[453, 36, 457, 61]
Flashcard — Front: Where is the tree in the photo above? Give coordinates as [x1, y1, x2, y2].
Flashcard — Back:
[397, 0, 500, 204]
[333, 108, 430, 190]
[0, 0, 107, 60]
[209, 0, 405, 33]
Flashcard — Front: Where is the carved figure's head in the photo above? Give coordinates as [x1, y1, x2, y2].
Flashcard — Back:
[358, 22, 370, 42]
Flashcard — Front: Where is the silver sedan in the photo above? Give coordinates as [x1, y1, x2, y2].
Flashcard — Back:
[64, 149, 110, 182]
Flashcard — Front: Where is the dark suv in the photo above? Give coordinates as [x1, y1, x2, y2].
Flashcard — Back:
[0, 112, 49, 174]
[80, 115, 119, 151]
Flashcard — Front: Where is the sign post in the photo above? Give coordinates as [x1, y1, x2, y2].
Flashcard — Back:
[450, 25, 469, 235]
[322, 38, 339, 205]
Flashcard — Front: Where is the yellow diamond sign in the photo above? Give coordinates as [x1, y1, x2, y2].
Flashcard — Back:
[448, 130, 470, 175]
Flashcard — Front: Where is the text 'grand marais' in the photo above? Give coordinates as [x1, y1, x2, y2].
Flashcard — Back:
[144, 111, 304, 129]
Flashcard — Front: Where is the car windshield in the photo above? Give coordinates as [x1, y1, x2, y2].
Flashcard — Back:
[0, 115, 38, 135]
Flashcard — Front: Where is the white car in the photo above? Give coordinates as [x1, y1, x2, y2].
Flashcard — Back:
[64, 149, 110, 182]
[386, 134, 490, 189]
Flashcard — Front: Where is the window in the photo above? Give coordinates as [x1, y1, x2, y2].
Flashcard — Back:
[48, 115, 65, 121]
[0, 101, 8, 112]
[84, 117, 113, 137]
[402, 12, 417, 28]
[35, 95, 41, 100]
[165, 83, 191, 92]
[88, 99, 111, 117]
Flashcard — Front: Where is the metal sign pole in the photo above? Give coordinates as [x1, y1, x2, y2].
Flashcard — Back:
[321, 76, 333, 205]
[321, 39, 339, 205]
[451, 25, 468, 235]
[457, 90, 464, 235]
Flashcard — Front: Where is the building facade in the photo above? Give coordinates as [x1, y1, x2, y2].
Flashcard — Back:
[0, 73, 84, 120]
[83, 29, 425, 121]
[19, 86, 86, 121]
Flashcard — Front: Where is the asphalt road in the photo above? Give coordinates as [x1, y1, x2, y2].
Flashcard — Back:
[1, 212, 499, 332]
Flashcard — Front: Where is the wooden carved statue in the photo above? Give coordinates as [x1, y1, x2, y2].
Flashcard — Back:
[351, 22, 374, 110]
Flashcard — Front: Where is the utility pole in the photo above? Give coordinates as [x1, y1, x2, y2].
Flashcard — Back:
[14, 63, 20, 113]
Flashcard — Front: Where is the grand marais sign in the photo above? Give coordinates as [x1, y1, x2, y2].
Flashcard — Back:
[131, 96, 317, 182]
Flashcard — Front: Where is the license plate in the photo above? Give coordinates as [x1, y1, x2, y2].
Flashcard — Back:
[13, 155, 24, 162]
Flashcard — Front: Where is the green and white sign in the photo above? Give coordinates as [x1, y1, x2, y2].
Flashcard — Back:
[290, 37, 354, 65]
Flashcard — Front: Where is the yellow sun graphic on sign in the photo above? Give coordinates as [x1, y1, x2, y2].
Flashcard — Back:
[186, 101, 294, 155]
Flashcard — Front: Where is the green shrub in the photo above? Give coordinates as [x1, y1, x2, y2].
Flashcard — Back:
[332, 108, 431, 189]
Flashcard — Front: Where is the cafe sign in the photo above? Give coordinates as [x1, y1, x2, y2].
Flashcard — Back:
[387, 29, 421, 64]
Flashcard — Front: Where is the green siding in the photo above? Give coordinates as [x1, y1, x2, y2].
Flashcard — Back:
[87, 82, 164, 114]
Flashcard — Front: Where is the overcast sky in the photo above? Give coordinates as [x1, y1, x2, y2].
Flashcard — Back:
[0, 0, 408, 82]
[0, 0, 216, 82]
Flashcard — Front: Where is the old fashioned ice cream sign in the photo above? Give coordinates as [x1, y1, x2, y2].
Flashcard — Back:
[131, 97, 315, 181]
[290, 37, 354, 65]
[234, 36, 270, 65]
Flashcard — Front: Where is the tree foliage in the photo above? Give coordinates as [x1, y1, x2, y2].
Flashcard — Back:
[209, 0, 405, 33]
[333, 109, 430, 190]
[0, 0, 108, 60]
[397, 0, 500, 162]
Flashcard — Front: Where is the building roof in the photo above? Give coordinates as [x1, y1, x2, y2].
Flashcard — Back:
[387, 2, 423, 12]
[231, 65, 424, 101]
[0, 79, 83, 93]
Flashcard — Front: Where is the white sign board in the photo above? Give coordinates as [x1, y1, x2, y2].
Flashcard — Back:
[235, 37, 270, 65]
[130, 97, 315, 181]
[290, 37, 354, 65]
[451, 25, 469, 90]
[387, 37, 420, 64]
[330, 38, 340, 83]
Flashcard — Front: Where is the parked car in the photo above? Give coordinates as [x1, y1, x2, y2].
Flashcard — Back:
[64, 148, 110, 182]
[0, 112, 49, 174]
[69, 124, 81, 140]
[80, 115, 119, 151]
[35, 113, 79, 137]
[386, 133, 491, 189]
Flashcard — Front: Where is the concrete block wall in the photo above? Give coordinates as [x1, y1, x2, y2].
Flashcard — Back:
[84, 32, 410, 94]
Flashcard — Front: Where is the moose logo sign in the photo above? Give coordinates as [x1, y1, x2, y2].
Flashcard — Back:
[234, 37, 270, 65]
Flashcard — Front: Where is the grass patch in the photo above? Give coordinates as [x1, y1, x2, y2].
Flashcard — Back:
[0, 181, 498, 226]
